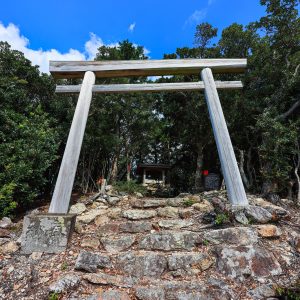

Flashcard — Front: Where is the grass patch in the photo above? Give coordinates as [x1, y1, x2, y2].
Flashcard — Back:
[114, 180, 147, 195]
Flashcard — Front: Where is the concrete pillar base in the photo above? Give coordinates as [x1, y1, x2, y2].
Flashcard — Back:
[21, 213, 76, 254]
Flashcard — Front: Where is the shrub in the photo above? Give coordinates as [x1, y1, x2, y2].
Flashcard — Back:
[114, 180, 147, 195]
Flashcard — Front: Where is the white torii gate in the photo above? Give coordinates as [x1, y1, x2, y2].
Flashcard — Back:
[49, 58, 249, 214]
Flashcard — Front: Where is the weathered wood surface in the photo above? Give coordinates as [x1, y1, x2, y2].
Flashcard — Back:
[55, 81, 243, 94]
[201, 68, 248, 207]
[50, 59, 247, 78]
[49, 71, 96, 213]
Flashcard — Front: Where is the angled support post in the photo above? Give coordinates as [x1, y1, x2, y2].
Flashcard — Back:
[49, 71, 96, 213]
[201, 68, 248, 207]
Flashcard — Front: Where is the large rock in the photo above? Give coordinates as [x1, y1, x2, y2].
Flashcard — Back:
[0, 241, 19, 254]
[245, 205, 273, 223]
[119, 221, 153, 233]
[138, 232, 200, 251]
[94, 215, 110, 226]
[167, 252, 214, 274]
[21, 214, 76, 254]
[255, 224, 282, 238]
[75, 250, 111, 272]
[250, 198, 289, 220]
[107, 208, 122, 219]
[96, 290, 130, 300]
[135, 286, 165, 300]
[215, 245, 282, 279]
[247, 284, 276, 299]
[203, 227, 258, 246]
[101, 235, 135, 253]
[117, 252, 167, 277]
[69, 203, 87, 215]
[166, 198, 185, 207]
[0, 228, 10, 238]
[81, 237, 100, 249]
[83, 272, 136, 288]
[158, 219, 194, 229]
[49, 274, 80, 293]
[132, 199, 168, 208]
[123, 209, 157, 220]
[0, 217, 12, 229]
[77, 208, 108, 224]
[192, 200, 214, 213]
[107, 196, 121, 206]
[157, 207, 179, 218]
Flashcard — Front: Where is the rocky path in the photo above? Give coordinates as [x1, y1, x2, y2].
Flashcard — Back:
[1, 191, 300, 299]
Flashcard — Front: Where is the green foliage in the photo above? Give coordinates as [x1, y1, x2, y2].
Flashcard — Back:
[215, 213, 230, 226]
[0, 42, 59, 217]
[276, 286, 300, 300]
[48, 292, 59, 300]
[61, 262, 68, 271]
[183, 198, 197, 207]
[114, 180, 147, 195]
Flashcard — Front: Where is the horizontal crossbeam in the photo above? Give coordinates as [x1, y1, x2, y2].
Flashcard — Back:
[50, 59, 247, 78]
[55, 81, 243, 94]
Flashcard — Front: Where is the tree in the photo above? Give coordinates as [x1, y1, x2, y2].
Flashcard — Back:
[0, 42, 59, 217]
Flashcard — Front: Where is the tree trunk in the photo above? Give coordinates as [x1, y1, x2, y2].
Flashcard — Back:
[294, 147, 300, 205]
[238, 149, 250, 190]
[194, 143, 204, 192]
[110, 152, 119, 184]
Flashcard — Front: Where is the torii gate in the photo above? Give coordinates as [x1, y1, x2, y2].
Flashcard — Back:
[49, 59, 249, 214]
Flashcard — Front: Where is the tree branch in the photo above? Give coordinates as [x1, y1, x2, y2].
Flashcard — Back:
[277, 99, 300, 121]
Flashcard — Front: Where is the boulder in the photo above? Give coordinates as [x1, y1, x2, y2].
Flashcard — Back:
[107, 208, 122, 219]
[245, 205, 273, 223]
[107, 196, 121, 206]
[192, 200, 214, 213]
[132, 199, 168, 208]
[77, 208, 107, 224]
[178, 208, 195, 219]
[215, 245, 282, 279]
[135, 286, 165, 300]
[247, 284, 276, 299]
[94, 215, 110, 226]
[157, 207, 179, 218]
[119, 221, 152, 233]
[203, 227, 258, 246]
[255, 224, 282, 238]
[75, 250, 111, 272]
[69, 203, 87, 215]
[250, 197, 289, 220]
[81, 237, 100, 249]
[0, 228, 11, 238]
[83, 272, 136, 288]
[0, 217, 12, 229]
[158, 219, 194, 229]
[101, 235, 135, 253]
[138, 232, 200, 251]
[167, 252, 214, 274]
[97, 290, 130, 300]
[49, 274, 80, 293]
[123, 209, 157, 220]
[117, 252, 167, 277]
[0, 241, 19, 254]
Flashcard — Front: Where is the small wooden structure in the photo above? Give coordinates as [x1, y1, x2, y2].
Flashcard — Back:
[138, 164, 171, 186]
[49, 58, 249, 213]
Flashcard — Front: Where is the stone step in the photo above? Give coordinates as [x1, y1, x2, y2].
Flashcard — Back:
[75, 250, 214, 278]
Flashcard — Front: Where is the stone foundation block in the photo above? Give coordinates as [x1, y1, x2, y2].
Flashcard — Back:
[21, 213, 76, 254]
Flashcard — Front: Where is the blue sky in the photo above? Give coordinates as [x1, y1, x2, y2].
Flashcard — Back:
[0, 0, 266, 72]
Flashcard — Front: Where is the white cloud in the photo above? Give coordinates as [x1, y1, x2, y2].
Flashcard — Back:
[185, 9, 207, 27]
[0, 22, 85, 73]
[0, 22, 149, 73]
[128, 22, 136, 32]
